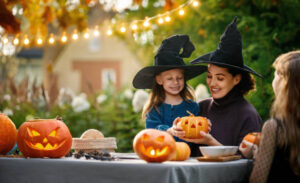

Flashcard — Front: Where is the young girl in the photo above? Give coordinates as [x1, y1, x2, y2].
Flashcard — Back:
[249, 50, 300, 182]
[132, 34, 206, 136]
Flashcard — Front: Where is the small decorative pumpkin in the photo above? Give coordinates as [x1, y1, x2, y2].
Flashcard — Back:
[17, 118, 72, 158]
[171, 142, 191, 161]
[133, 129, 176, 162]
[0, 113, 17, 155]
[241, 132, 261, 148]
[177, 111, 209, 139]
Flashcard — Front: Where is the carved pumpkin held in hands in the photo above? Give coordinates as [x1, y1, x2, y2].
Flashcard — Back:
[0, 113, 17, 155]
[133, 129, 176, 162]
[241, 132, 261, 148]
[17, 118, 72, 158]
[177, 111, 209, 139]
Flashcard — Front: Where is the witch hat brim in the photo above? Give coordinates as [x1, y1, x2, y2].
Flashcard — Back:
[190, 51, 262, 78]
[133, 65, 207, 89]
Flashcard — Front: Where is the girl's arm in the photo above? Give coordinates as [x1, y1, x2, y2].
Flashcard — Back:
[146, 109, 169, 131]
[249, 119, 277, 183]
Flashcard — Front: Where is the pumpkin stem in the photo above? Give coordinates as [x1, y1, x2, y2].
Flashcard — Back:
[186, 110, 194, 117]
[56, 116, 63, 121]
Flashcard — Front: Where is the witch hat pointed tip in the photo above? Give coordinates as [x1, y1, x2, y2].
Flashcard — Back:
[233, 16, 238, 23]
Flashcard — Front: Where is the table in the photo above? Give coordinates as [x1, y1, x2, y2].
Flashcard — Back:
[0, 153, 253, 183]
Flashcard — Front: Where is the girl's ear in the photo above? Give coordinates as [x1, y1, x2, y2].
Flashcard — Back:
[155, 75, 163, 85]
[233, 74, 242, 85]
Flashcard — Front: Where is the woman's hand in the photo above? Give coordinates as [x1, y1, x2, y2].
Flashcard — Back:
[239, 140, 258, 159]
[181, 131, 221, 146]
[167, 117, 185, 138]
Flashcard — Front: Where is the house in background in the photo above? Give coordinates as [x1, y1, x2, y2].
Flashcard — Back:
[53, 34, 142, 94]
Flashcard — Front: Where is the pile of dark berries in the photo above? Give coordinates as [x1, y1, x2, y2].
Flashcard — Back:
[65, 150, 116, 161]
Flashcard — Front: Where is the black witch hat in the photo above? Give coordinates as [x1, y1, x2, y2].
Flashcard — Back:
[132, 35, 206, 89]
[190, 17, 262, 78]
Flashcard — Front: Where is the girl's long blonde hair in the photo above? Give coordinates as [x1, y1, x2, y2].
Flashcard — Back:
[142, 76, 195, 120]
[271, 50, 300, 176]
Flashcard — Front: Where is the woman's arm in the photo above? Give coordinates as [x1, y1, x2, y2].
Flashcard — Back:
[249, 119, 277, 183]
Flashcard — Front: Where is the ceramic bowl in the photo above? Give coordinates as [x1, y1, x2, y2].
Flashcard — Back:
[199, 146, 238, 157]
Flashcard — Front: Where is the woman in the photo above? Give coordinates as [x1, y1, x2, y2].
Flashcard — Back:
[169, 17, 262, 157]
[249, 50, 300, 182]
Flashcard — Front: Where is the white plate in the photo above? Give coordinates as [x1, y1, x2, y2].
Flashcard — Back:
[199, 146, 238, 157]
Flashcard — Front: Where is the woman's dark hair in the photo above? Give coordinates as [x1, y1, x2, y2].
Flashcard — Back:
[227, 68, 256, 96]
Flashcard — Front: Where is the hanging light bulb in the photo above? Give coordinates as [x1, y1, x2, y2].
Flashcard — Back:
[3, 36, 9, 44]
[23, 35, 30, 45]
[72, 30, 79, 40]
[106, 28, 113, 36]
[83, 30, 90, 39]
[192, 0, 199, 7]
[131, 24, 138, 31]
[157, 17, 164, 24]
[13, 37, 19, 45]
[179, 9, 185, 16]
[36, 37, 43, 45]
[61, 32, 68, 43]
[93, 26, 100, 37]
[48, 34, 55, 44]
[143, 20, 150, 27]
[165, 15, 171, 22]
[120, 26, 126, 33]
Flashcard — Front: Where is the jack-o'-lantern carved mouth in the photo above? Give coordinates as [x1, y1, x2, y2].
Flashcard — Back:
[25, 140, 66, 150]
[138, 144, 170, 157]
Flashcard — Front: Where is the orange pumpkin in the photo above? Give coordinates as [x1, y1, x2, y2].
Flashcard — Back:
[171, 142, 191, 161]
[0, 113, 17, 155]
[241, 132, 261, 148]
[17, 118, 72, 158]
[133, 129, 176, 162]
[177, 113, 209, 139]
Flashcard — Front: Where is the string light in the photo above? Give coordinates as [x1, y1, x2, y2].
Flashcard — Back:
[61, 32, 68, 43]
[1, 0, 198, 47]
[48, 34, 55, 44]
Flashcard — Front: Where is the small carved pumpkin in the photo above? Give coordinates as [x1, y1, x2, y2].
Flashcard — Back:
[0, 113, 17, 155]
[133, 129, 176, 162]
[241, 132, 261, 148]
[171, 142, 191, 161]
[17, 118, 72, 158]
[177, 112, 209, 139]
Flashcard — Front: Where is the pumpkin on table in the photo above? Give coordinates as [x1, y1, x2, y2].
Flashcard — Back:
[0, 113, 17, 155]
[170, 142, 191, 161]
[133, 129, 176, 163]
[241, 132, 261, 148]
[177, 111, 209, 139]
[17, 118, 72, 158]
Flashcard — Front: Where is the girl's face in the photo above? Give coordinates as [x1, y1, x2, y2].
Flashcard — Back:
[155, 68, 184, 96]
[206, 64, 241, 99]
[272, 70, 283, 96]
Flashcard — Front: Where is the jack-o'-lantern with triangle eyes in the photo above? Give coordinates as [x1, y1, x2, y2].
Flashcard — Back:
[177, 112, 209, 139]
[17, 118, 72, 158]
[133, 129, 176, 163]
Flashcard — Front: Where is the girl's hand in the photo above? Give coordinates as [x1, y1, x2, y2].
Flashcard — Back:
[239, 140, 258, 159]
[167, 117, 185, 138]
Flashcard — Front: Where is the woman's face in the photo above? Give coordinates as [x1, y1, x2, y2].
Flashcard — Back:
[206, 64, 241, 99]
[155, 68, 184, 96]
[272, 70, 283, 96]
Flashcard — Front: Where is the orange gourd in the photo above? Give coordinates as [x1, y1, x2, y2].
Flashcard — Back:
[178, 112, 209, 139]
[17, 118, 72, 158]
[241, 132, 261, 148]
[133, 129, 176, 163]
[171, 142, 191, 161]
[0, 113, 17, 155]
